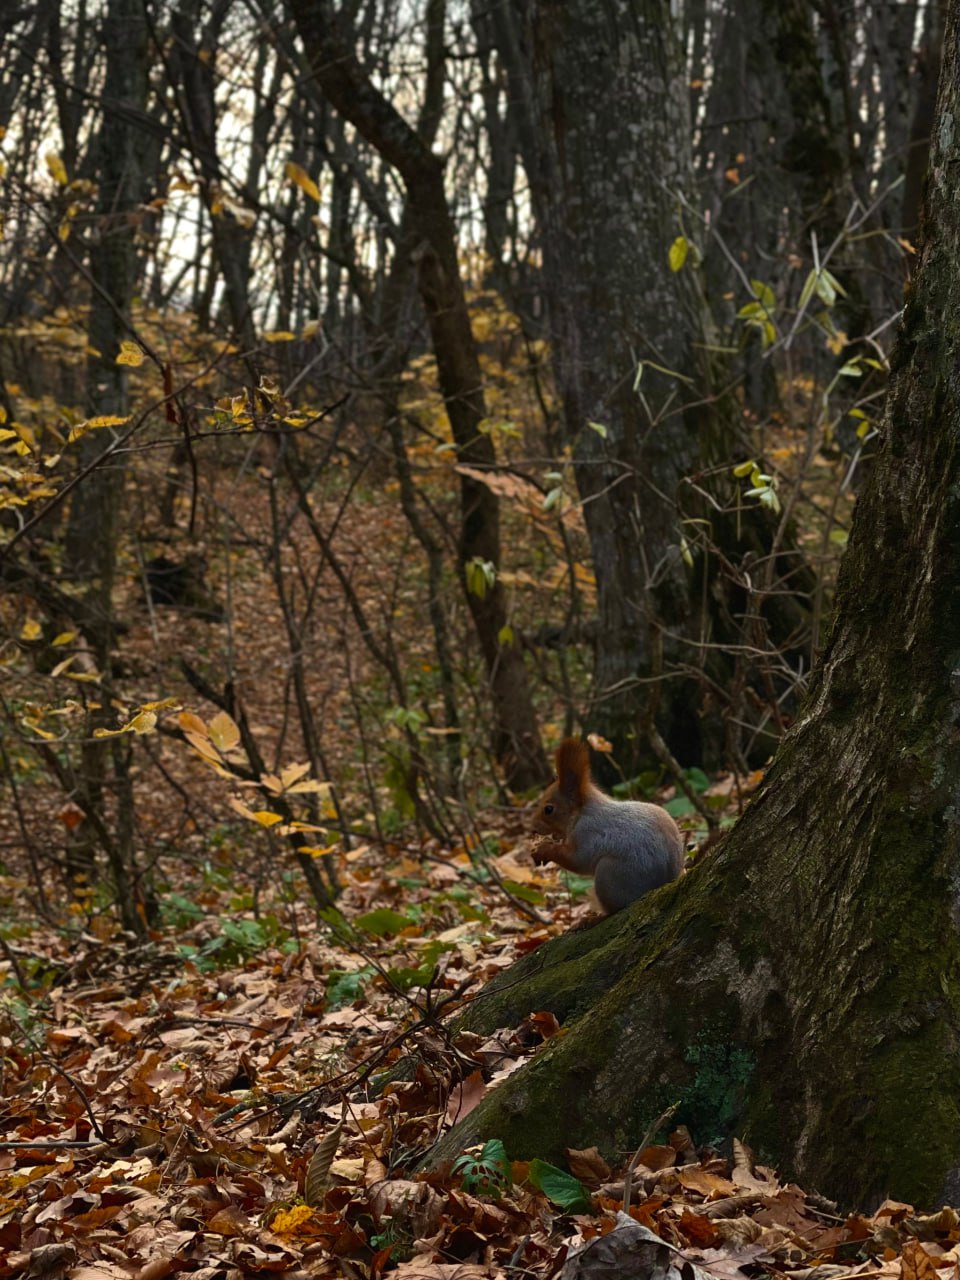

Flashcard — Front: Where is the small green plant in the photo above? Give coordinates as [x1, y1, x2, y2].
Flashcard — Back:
[176, 914, 292, 971]
[326, 966, 375, 1008]
[452, 1138, 512, 1198]
[527, 1158, 591, 1212]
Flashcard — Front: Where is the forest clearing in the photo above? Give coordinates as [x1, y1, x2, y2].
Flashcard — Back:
[1, 1, 960, 1277]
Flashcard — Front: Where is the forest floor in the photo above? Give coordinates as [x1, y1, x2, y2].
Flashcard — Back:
[0, 447, 913, 1279]
[3, 815, 958, 1280]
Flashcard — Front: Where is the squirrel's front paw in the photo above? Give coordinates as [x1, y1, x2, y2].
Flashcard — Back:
[529, 836, 559, 864]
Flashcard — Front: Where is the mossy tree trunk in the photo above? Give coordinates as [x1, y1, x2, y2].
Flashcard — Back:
[430, 1, 960, 1210]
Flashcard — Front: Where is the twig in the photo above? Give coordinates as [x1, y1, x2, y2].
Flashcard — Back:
[622, 1101, 679, 1211]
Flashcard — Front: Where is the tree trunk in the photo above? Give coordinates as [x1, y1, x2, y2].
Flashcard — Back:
[61, 0, 150, 937]
[430, 0, 960, 1210]
[289, 0, 549, 790]
[489, 0, 710, 768]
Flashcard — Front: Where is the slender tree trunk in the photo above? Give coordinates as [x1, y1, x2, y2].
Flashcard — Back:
[61, 0, 149, 937]
[289, 0, 548, 790]
[168, 0, 259, 355]
[430, 0, 960, 1210]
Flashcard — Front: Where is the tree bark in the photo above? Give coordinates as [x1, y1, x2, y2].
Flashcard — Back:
[488, 0, 709, 768]
[430, 0, 960, 1210]
[61, 0, 150, 937]
[289, 0, 549, 790]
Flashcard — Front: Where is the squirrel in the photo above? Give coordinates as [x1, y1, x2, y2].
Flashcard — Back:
[530, 737, 684, 915]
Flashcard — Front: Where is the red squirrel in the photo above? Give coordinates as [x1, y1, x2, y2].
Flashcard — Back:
[530, 738, 684, 915]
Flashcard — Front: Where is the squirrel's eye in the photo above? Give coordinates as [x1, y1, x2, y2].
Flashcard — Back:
[544, 803, 554, 815]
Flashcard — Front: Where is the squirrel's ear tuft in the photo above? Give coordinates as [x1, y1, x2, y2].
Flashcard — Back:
[554, 737, 590, 803]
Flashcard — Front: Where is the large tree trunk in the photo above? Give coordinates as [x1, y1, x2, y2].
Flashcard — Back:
[489, 0, 709, 767]
[489, 1, 810, 773]
[430, 2, 960, 1210]
[290, 0, 549, 790]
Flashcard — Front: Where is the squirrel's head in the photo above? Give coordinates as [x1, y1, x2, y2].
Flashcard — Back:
[530, 738, 591, 837]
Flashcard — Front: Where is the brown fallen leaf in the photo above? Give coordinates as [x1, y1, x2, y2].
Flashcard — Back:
[901, 1240, 946, 1280]
[565, 1147, 612, 1189]
[445, 1070, 486, 1124]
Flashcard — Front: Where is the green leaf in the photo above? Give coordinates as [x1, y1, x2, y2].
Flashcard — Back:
[354, 908, 416, 938]
[821, 268, 847, 298]
[737, 301, 764, 320]
[498, 624, 515, 647]
[665, 795, 696, 817]
[732, 459, 756, 478]
[326, 966, 374, 1008]
[558, 871, 594, 898]
[838, 361, 863, 377]
[465, 557, 496, 599]
[814, 272, 837, 307]
[542, 486, 563, 512]
[454, 1139, 512, 1197]
[798, 269, 818, 309]
[668, 235, 689, 272]
[500, 879, 546, 904]
[685, 767, 710, 794]
[750, 279, 775, 309]
[528, 1159, 591, 1212]
[587, 420, 608, 438]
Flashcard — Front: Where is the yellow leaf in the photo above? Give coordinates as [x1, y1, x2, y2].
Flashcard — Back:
[208, 710, 240, 752]
[178, 710, 208, 736]
[263, 330, 296, 343]
[22, 719, 56, 740]
[140, 697, 180, 712]
[86, 414, 131, 428]
[280, 761, 312, 788]
[285, 161, 321, 204]
[20, 619, 42, 641]
[252, 809, 284, 827]
[116, 341, 144, 367]
[668, 235, 689, 272]
[52, 631, 77, 646]
[299, 843, 338, 858]
[127, 710, 158, 735]
[183, 730, 222, 763]
[45, 153, 68, 185]
[287, 779, 333, 799]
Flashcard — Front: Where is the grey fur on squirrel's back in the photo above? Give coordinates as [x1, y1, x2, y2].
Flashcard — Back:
[575, 800, 683, 914]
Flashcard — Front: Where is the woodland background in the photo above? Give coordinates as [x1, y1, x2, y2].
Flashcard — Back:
[0, 0, 952, 1276]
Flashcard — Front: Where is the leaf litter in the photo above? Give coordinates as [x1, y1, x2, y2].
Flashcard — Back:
[0, 826, 956, 1280]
